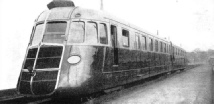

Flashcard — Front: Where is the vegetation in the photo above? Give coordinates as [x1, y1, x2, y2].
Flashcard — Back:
[187, 48, 214, 64]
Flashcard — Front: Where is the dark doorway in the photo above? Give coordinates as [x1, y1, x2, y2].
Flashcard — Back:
[111, 25, 118, 66]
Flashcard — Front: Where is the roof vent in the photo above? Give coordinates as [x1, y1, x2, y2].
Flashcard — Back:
[47, 0, 75, 9]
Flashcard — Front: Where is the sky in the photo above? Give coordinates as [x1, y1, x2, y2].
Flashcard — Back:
[0, 0, 214, 90]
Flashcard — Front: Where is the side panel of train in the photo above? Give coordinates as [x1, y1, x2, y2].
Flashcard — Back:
[171, 46, 187, 71]
[55, 21, 186, 96]
[55, 47, 172, 96]
[97, 22, 186, 90]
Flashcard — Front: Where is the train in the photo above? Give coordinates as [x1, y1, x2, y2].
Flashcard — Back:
[17, 0, 187, 98]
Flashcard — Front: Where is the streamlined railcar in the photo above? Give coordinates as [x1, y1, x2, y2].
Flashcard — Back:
[17, 0, 187, 97]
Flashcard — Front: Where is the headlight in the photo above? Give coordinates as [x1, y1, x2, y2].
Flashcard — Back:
[67, 55, 81, 64]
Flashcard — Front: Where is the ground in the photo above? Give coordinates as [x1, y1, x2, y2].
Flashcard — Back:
[1, 65, 213, 104]
[101, 65, 213, 104]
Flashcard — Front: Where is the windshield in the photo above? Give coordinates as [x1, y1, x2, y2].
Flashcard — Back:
[31, 24, 44, 46]
[86, 22, 98, 44]
[43, 21, 67, 43]
[67, 22, 85, 43]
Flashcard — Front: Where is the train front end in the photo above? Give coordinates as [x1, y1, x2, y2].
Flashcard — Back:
[17, 0, 108, 97]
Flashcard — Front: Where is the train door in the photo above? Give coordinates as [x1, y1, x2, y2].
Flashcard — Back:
[111, 25, 119, 67]
[169, 42, 174, 71]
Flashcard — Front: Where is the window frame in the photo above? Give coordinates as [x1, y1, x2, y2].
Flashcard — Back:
[99, 23, 108, 44]
[163, 43, 166, 53]
[44, 21, 67, 35]
[155, 40, 159, 52]
[122, 28, 130, 47]
[135, 33, 141, 50]
[141, 35, 147, 51]
[67, 21, 85, 43]
[160, 41, 163, 52]
[31, 22, 45, 46]
[86, 21, 98, 44]
[42, 21, 68, 44]
[148, 37, 153, 51]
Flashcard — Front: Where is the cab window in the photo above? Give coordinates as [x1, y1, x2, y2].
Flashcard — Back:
[86, 22, 98, 44]
[43, 21, 67, 43]
[31, 23, 44, 46]
[68, 21, 85, 43]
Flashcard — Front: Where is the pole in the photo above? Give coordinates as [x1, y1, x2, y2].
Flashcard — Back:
[157, 30, 159, 35]
[100, 0, 103, 10]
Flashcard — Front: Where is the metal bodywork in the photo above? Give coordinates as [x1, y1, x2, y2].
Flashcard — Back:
[17, 6, 187, 97]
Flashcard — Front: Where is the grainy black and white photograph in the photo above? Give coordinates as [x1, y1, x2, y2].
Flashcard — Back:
[0, 0, 214, 103]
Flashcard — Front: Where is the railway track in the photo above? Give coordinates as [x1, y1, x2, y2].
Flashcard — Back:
[0, 96, 52, 104]
[83, 66, 200, 104]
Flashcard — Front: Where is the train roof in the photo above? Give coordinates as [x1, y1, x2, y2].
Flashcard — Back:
[38, 7, 168, 39]
[73, 7, 170, 42]
[37, 6, 185, 52]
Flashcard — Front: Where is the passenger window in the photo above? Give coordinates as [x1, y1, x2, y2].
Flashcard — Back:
[177, 49, 178, 55]
[122, 29, 129, 47]
[86, 22, 98, 44]
[167, 45, 169, 53]
[164, 43, 166, 53]
[176, 49, 178, 55]
[168, 45, 170, 53]
[135, 34, 141, 49]
[160, 42, 163, 52]
[138, 35, 141, 49]
[172, 47, 174, 55]
[178, 49, 179, 55]
[149, 38, 153, 51]
[141, 36, 147, 50]
[179, 50, 180, 55]
[99, 23, 108, 44]
[178, 50, 179, 55]
[155, 40, 158, 52]
[174, 47, 176, 55]
[68, 22, 85, 43]
[163, 43, 165, 53]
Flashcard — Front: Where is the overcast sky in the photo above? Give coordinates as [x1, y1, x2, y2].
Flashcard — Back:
[0, 0, 214, 90]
